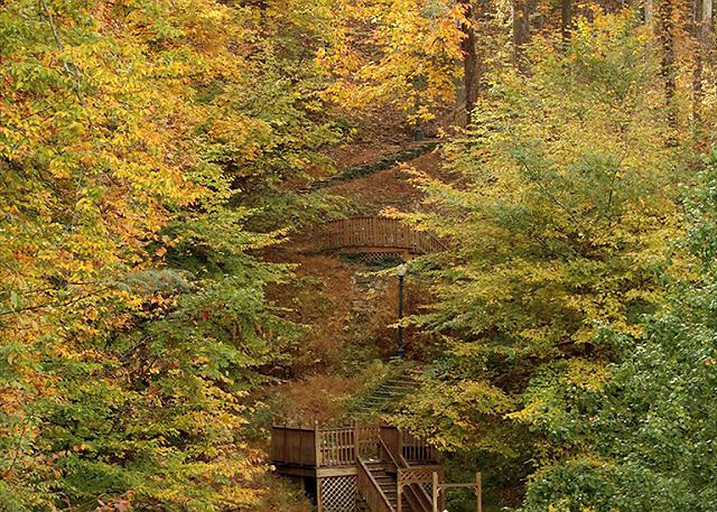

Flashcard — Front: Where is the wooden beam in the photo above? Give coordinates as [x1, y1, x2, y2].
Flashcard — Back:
[477, 472, 482, 512]
[316, 466, 357, 478]
[273, 465, 318, 478]
[432, 472, 439, 512]
[317, 477, 323, 512]
[314, 420, 321, 468]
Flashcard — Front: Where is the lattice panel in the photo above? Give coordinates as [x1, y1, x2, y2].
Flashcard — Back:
[347, 251, 407, 262]
[399, 467, 437, 486]
[320, 475, 357, 512]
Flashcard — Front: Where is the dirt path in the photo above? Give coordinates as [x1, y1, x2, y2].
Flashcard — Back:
[260, 139, 447, 423]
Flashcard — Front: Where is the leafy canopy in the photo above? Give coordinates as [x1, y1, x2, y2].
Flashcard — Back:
[391, 7, 687, 483]
[522, 152, 717, 512]
[0, 0, 338, 508]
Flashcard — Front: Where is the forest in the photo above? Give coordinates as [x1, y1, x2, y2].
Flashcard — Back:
[2, 0, 717, 510]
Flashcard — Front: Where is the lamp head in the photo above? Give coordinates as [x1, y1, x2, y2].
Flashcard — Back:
[397, 263, 408, 277]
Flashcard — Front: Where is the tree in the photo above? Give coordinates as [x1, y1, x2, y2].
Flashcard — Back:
[459, 0, 480, 123]
[391, 7, 687, 496]
[513, 0, 532, 73]
[522, 152, 717, 512]
[318, 0, 468, 124]
[657, 0, 678, 131]
[0, 0, 337, 507]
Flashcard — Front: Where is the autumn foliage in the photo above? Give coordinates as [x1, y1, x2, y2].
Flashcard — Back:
[4, 0, 717, 510]
[1, 0, 334, 507]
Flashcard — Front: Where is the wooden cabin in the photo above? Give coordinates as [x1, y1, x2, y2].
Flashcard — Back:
[272, 423, 444, 512]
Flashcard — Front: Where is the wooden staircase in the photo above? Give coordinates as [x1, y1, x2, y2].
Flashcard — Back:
[369, 461, 399, 509]
[349, 366, 423, 418]
[355, 428, 443, 512]
[356, 460, 400, 511]
[271, 423, 442, 512]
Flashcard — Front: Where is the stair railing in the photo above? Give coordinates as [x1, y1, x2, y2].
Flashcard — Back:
[378, 430, 437, 512]
[396, 454, 439, 512]
[356, 457, 396, 512]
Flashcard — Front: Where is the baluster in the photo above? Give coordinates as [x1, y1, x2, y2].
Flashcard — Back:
[340, 430, 344, 464]
[344, 428, 349, 464]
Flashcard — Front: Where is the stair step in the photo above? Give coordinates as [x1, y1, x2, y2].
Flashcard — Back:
[388, 381, 419, 387]
[348, 366, 427, 417]
[378, 386, 415, 393]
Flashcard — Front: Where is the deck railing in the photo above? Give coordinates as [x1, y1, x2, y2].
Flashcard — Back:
[271, 424, 435, 469]
[317, 426, 354, 467]
[315, 217, 445, 255]
[271, 425, 317, 467]
[380, 426, 439, 465]
[401, 429, 438, 464]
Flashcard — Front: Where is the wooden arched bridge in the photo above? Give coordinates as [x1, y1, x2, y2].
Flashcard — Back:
[315, 217, 445, 260]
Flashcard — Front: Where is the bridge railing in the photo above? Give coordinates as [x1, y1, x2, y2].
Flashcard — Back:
[315, 217, 445, 255]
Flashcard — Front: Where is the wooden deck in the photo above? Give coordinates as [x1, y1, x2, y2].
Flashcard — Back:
[272, 424, 439, 471]
[272, 424, 443, 512]
[272, 424, 384, 477]
[314, 218, 445, 259]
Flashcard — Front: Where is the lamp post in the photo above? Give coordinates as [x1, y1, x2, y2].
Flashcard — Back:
[396, 262, 407, 358]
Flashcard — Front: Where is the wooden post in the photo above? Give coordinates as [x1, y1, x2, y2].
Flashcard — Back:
[298, 420, 303, 466]
[432, 472, 439, 512]
[317, 477, 323, 512]
[314, 420, 321, 467]
[476, 472, 482, 512]
[397, 482, 402, 512]
[282, 421, 287, 464]
[353, 422, 360, 461]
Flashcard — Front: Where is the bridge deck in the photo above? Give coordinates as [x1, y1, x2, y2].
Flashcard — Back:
[315, 217, 444, 257]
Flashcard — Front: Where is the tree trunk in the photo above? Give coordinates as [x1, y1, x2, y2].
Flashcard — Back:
[693, 0, 713, 132]
[645, 0, 654, 25]
[693, 0, 704, 127]
[704, 0, 713, 28]
[513, 0, 531, 74]
[657, 0, 677, 133]
[459, 0, 479, 124]
[561, 0, 572, 44]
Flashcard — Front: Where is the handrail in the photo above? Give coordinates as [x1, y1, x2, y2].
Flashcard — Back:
[356, 457, 396, 512]
[378, 437, 400, 472]
[379, 431, 435, 512]
[397, 454, 435, 512]
[315, 217, 445, 255]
